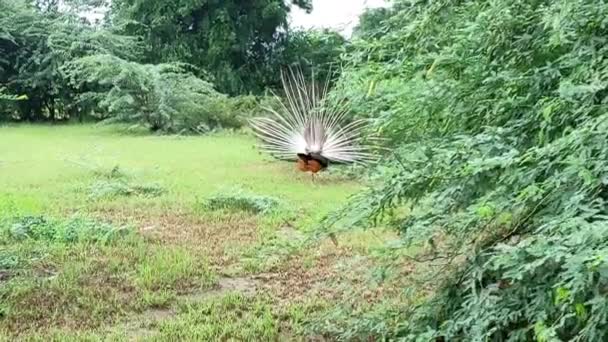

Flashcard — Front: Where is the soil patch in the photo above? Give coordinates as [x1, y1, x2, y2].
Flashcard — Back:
[182, 276, 260, 302]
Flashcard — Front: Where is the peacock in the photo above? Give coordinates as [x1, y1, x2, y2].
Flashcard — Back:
[250, 68, 376, 178]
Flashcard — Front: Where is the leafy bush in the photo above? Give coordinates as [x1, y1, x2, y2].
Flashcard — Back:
[2, 216, 131, 244]
[110, 0, 313, 95]
[326, 0, 608, 340]
[64, 55, 239, 133]
[0, 0, 143, 122]
[227, 95, 269, 122]
[88, 180, 165, 200]
[0, 250, 20, 270]
[0, 89, 26, 102]
[202, 188, 279, 214]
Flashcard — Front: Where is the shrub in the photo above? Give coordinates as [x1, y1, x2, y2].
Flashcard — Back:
[88, 180, 165, 200]
[202, 187, 279, 214]
[64, 55, 240, 133]
[228, 95, 265, 122]
[2, 216, 131, 244]
[326, 0, 608, 340]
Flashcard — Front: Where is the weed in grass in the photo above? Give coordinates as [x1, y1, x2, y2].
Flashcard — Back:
[0, 192, 44, 218]
[201, 187, 280, 214]
[0, 250, 20, 270]
[2, 216, 132, 244]
[0, 216, 141, 336]
[138, 289, 176, 309]
[278, 298, 331, 337]
[88, 180, 166, 200]
[94, 165, 128, 180]
[1, 259, 134, 334]
[0, 329, 125, 342]
[241, 226, 304, 274]
[219, 208, 307, 274]
[304, 299, 404, 340]
[66, 155, 129, 180]
[72, 161, 166, 200]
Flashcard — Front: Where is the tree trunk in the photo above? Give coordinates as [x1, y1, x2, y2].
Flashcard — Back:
[46, 98, 55, 121]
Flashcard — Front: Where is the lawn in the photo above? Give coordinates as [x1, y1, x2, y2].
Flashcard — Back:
[0, 124, 355, 217]
[0, 124, 403, 341]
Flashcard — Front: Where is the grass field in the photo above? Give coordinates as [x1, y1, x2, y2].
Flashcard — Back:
[0, 124, 405, 341]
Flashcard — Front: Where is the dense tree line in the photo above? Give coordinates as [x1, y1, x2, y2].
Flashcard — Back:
[109, 0, 313, 94]
[0, 0, 345, 130]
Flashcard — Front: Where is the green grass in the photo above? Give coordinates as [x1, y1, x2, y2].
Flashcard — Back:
[154, 293, 279, 341]
[0, 124, 356, 218]
[0, 124, 401, 340]
[135, 246, 215, 292]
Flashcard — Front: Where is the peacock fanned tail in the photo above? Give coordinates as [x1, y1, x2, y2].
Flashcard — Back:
[249, 67, 377, 167]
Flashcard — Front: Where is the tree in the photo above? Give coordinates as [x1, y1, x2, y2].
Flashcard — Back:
[279, 29, 346, 85]
[325, 0, 608, 340]
[0, 0, 142, 122]
[109, 0, 313, 94]
[64, 55, 237, 133]
[352, 6, 392, 39]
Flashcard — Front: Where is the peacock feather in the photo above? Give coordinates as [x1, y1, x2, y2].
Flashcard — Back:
[250, 68, 376, 171]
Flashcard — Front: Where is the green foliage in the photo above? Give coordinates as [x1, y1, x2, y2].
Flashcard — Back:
[0, 0, 143, 122]
[352, 6, 392, 39]
[306, 301, 402, 340]
[64, 54, 237, 133]
[0, 88, 27, 102]
[88, 180, 165, 200]
[273, 29, 346, 85]
[155, 294, 278, 340]
[327, 0, 608, 340]
[2, 215, 131, 244]
[227, 95, 265, 121]
[109, 0, 313, 94]
[0, 1, 346, 126]
[202, 187, 280, 215]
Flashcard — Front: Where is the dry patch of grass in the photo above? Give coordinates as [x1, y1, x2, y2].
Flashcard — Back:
[79, 207, 413, 339]
[94, 208, 262, 269]
[1, 245, 139, 334]
[1, 209, 415, 340]
[0, 216, 217, 339]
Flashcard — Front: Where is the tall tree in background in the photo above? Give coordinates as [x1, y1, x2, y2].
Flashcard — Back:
[351, 6, 392, 39]
[278, 29, 346, 83]
[0, 0, 142, 121]
[1, 0, 345, 126]
[110, 0, 313, 94]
